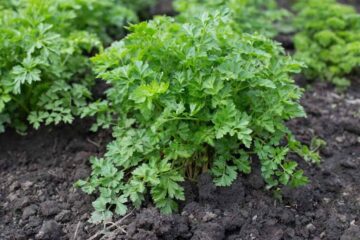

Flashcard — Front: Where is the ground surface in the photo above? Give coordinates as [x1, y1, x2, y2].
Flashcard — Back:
[1, 81, 359, 240]
[1, 1, 360, 240]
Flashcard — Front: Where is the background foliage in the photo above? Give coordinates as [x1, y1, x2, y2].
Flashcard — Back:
[174, 0, 290, 38]
[0, 0, 155, 132]
[293, 0, 360, 88]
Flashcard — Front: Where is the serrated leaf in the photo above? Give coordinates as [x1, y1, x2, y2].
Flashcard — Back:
[290, 170, 309, 187]
[257, 79, 276, 89]
[92, 197, 109, 212]
[212, 161, 238, 187]
[156, 198, 178, 214]
[115, 196, 128, 216]
[89, 210, 113, 224]
[234, 153, 251, 174]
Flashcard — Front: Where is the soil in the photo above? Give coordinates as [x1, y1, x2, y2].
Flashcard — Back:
[1, 1, 360, 240]
[1, 84, 359, 240]
[0, 121, 110, 240]
[339, 0, 360, 11]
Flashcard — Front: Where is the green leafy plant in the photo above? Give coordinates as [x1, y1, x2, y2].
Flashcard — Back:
[56, 0, 157, 44]
[0, 0, 140, 132]
[77, 11, 321, 223]
[174, 0, 290, 38]
[58, 0, 138, 44]
[293, 0, 360, 88]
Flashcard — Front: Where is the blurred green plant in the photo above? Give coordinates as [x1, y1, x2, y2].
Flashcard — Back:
[174, 0, 290, 37]
[293, 0, 360, 88]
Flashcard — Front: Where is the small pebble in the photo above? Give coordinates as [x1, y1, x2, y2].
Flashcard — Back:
[306, 223, 316, 233]
[202, 212, 217, 222]
[35, 220, 62, 240]
[22, 205, 38, 220]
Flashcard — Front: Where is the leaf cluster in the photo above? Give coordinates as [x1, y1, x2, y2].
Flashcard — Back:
[0, 0, 149, 132]
[293, 0, 360, 88]
[78, 12, 320, 223]
[173, 0, 290, 38]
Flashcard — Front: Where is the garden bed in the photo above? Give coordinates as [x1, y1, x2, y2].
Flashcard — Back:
[0, 1, 360, 240]
[0, 81, 359, 240]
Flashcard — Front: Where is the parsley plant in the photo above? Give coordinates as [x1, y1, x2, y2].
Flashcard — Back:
[78, 12, 320, 223]
[293, 0, 360, 88]
[0, 0, 148, 132]
[174, 0, 290, 38]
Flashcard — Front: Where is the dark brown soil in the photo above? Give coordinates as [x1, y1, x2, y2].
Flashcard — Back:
[1, 1, 360, 240]
[339, 0, 360, 11]
[0, 121, 110, 240]
[1, 83, 359, 240]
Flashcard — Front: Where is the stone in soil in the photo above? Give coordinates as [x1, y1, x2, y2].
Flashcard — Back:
[35, 220, 63, 240]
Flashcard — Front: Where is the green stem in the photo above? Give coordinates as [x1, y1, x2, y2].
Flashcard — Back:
[163, 116, 207, 123]
[12, 96, 30, 113]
